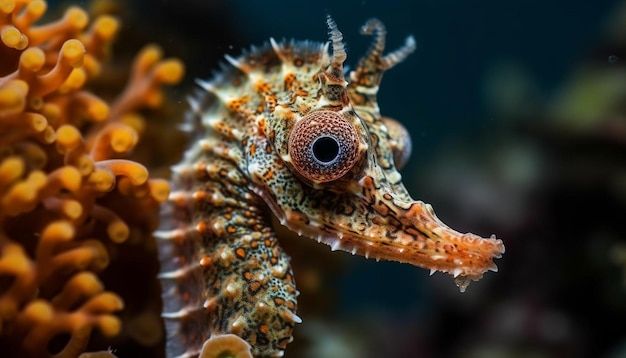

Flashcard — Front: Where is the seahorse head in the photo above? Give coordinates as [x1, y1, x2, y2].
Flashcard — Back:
[246, 16, 504, 292]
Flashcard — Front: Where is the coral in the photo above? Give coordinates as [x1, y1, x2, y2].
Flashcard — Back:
[199, 334, 253, 358]
[0, 0, 183, 356]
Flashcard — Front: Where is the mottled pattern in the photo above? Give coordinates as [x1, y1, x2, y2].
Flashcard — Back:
[156, 16, 505, 358]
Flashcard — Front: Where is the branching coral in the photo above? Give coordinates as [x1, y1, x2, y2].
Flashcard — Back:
[0, 0, 183, 356]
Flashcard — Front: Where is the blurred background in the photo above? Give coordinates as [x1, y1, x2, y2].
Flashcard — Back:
[48, 0, 626, 357]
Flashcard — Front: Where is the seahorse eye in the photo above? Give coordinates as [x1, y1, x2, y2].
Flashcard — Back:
[288, 110, 360, 184]
[382, 116, 412, 170]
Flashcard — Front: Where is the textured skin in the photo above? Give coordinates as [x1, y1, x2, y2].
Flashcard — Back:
[156, 17, 505, 358]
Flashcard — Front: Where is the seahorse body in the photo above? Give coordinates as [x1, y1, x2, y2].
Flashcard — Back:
[156, 17, 505, 358]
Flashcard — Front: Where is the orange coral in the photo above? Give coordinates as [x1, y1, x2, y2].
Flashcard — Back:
[0, 0, 183, 356]
[199, 334, 253, 358]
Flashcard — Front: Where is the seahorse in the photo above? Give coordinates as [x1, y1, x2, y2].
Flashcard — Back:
[156, 16, 505, 358]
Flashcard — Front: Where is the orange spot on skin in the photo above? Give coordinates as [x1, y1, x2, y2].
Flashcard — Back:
[249, 280, 262, 293]
[286, 210, 308, 224]
[194, 161, 207, 173]
[193, 190, 208, 202]
[227, 225, 237, 234]
[200, 256, 212, 266]
[257, 117, 267, 133]
[283, 73, 296, 89]
[249, 143, 256, 156]
[244, 271, 253, 280]
[298, 104, 311, 114]
[374, 201, 390, 216]
[235, 247, 246, 259]
[255, 80, 272, 94]
[259, 324, 269, 334]
[196, 220, 208, 233]
[285, 274, 295, 285]
[227, 96, 249, 112]
[204, 298, 218, 312]
[361, 175, 375, 188]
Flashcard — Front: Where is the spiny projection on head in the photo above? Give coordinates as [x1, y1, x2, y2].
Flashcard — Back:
[156, 15, 505, 358]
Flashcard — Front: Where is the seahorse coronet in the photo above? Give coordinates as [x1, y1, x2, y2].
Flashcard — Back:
[159, 16, 505, 358]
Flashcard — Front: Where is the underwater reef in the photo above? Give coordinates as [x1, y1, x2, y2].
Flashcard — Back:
[0, 0, 183, 356]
